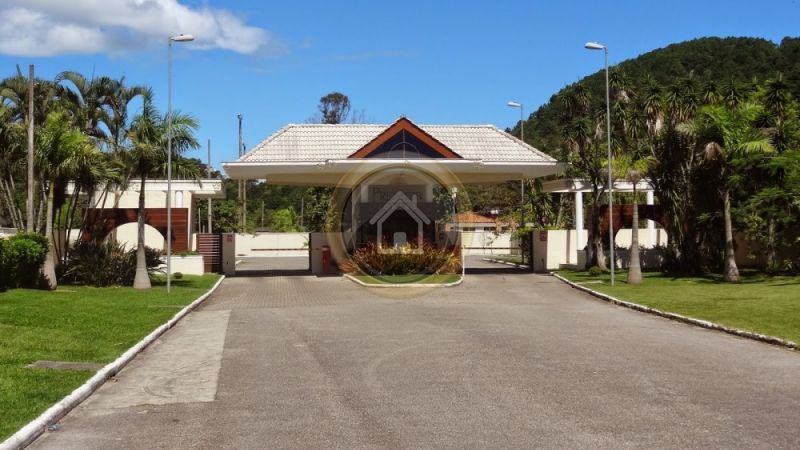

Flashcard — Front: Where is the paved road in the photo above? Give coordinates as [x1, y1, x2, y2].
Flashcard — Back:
[33, 257, 800, 449]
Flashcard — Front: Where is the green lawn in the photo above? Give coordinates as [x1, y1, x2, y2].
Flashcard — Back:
[557, 270, 800, 344]
[0, 275, 221, 441]
[352, 274, 462, 285]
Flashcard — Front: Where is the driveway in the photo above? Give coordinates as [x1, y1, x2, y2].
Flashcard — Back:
[32, 258, 800, 449]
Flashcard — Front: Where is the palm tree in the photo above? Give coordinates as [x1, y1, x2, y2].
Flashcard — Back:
[0, 103, 26, 229]
[1, 67, 60, 232]
[682, 103, 775, 282]
[54, 71, 113, 139]
[126, 95, 199, 289]
[616, 95, 653, 284]
[36, 110, 99, 289]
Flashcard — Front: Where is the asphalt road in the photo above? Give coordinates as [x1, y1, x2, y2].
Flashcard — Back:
[31, 257, 800, 449]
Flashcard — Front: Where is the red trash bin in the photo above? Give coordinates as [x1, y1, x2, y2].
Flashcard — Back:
[322, 245, 331, 273]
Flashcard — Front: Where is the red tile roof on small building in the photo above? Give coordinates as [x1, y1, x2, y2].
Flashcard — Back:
[453, 211, 496, 224]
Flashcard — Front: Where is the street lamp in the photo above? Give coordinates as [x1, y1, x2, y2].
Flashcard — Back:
[585, 41, 615, 286]
[507, 100, 526, 231]
[167, 33, 194, 293]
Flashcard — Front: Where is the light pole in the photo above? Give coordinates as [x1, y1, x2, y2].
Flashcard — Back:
[167, 33, 194, 293]
[207, 138, 212, 233]
[237, 113, 245, 230]
[507, 101, 526, 229]
[585, 41, 615, 286]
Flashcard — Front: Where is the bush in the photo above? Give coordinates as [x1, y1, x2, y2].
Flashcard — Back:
[588, 265, 604, 277]
[173, 272, 184, 279]
[340, 242, 461, 276]
[0, 232, 49, 289]
[62, 241, 164, 287]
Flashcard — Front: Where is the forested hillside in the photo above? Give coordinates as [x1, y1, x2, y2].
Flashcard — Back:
[518, 37, 800, 158]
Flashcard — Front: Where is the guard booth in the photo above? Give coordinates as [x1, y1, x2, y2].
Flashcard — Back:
[222, 116, 567, 277]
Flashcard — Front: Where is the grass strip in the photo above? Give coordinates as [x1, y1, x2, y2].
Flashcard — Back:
[0, 274, 221, 440]
[557, 270, 800, 344]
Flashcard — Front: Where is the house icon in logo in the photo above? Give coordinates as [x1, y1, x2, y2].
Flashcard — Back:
[369, 191, 431, 250]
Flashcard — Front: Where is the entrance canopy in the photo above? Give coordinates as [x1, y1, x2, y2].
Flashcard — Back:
[223, 117, 565, 186]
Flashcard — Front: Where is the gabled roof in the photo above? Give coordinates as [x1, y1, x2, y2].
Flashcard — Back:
[349, 117, 461, 159]
[238, 117, 555, 163]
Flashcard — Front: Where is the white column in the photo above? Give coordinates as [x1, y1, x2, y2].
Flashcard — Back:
[575, 191, 584, 252]
[646, 190, 655, 247]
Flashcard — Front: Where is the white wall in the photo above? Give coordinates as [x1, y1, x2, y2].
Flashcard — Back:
[534, 228, 669, 271]
[460, 231, 513, 256]
[159, 255, 205, 275]
[234, 232, 309, 257]
[114, 222, 166, 251]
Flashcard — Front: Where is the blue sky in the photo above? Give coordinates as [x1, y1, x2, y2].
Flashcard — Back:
[1, 0, 798, 171]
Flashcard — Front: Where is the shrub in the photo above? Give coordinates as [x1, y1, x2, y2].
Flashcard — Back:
[340, 242, 461, 276]
[588, 265, 604, 277]
[173, 272, 184, 279]
[63, 241, 164, 287]
[1, 232, 48, 289]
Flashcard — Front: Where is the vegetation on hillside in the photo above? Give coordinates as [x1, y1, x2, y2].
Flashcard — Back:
[512, 37, 800, 277]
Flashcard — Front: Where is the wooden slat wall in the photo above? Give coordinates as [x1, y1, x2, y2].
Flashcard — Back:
[196, 233, 222, 273]
[82, 208, 190, 252]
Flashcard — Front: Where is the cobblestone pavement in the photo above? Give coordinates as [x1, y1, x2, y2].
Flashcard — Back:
[32, 257, 800, 449]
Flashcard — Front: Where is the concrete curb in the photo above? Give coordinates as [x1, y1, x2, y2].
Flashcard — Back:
[344, 273, 464, 288]
[0, 275, 227, 450]
[482, 257, 529, 270]
[551, 272, 798, 351]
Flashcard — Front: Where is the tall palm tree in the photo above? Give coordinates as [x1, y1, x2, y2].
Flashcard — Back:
[36, 110, 99, 289]
[617, 96, 652, 284]
[682, 103, 775, 282]
[0, 103, 26, 229]
[1, 67, 60, 232]
[126, 96, 199, 289]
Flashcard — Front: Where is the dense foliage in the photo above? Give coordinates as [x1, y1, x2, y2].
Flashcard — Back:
[518, 36, 800, 278]
[0, 232, 48, 290]
[519, 37, 800, 157]
[0, 68, 199, 289]
[62, 241, 164, 287]
[340, 242, 462, 276]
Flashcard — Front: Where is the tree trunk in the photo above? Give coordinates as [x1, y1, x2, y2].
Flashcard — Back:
[627, 187, 643, 284]
[585, 203, 596, 270]
[42, 181, 58, 290]
[36, 188, 46, 232]
[595, 234, 607, 271]
[766, 217, 777, 271]
[133, 175, 151, 289]
[722, 188, 740, 282]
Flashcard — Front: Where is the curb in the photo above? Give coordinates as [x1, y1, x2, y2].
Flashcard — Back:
[0, 275, 227, 450]
[344, 273, 464, 288]
[550, 272, 798, 351]
[482, 257, 529, 270]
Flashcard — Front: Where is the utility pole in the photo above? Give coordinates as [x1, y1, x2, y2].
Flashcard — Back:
[207, 138, 212, 233]
[237, 113, 245, 231]
[261, 200, 265, 229]
[26, 65, 34, 232]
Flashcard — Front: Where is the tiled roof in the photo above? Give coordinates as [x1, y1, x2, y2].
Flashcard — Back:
[454, 211, 496, 224]
[239, 120, 555, 163]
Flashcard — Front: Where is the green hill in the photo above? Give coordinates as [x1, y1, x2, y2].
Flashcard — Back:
[521, 36, 800, 157]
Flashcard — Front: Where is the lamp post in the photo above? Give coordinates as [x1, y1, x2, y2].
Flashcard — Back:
[507, 101, 526, 230]
[167, 33, 194, 293]
[585, 41, 615, 286]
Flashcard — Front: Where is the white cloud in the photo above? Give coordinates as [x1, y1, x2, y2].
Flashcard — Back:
[0, 0, 281, 56]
